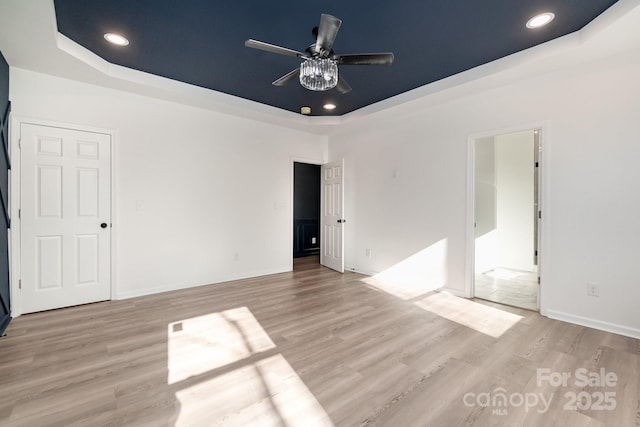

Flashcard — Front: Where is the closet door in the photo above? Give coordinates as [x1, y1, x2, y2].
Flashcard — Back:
[20, 123, 112, 313]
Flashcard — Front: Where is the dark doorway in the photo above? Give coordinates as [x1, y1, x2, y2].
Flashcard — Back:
[293, 162, 320, 258]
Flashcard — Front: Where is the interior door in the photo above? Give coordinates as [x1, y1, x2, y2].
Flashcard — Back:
[20, 123, 111, 313]
[320, 159, 344, 272]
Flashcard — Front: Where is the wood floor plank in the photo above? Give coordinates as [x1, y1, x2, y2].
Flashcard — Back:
[0, 255, 637, 426]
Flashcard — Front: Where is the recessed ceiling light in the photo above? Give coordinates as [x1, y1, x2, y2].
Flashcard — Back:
[104, 33, 129, 46]
[300, 106, 311, 115]
[323, 103, 337, 110]
[526, 12, 555, 29]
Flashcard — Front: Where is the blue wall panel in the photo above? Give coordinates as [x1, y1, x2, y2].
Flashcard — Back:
[0, 50, 11, 335]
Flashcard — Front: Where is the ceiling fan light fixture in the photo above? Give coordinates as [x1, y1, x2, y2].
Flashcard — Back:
[526, 12, 555, 29]
[300, 58, 338, 91]
[323, 103, 337, 110]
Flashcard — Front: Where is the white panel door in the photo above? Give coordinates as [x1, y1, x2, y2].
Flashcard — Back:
[21, 123, 111, 313]
[320, 159, 344, 273]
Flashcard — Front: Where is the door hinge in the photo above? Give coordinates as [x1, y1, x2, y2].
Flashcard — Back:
[18, 209, 21, 219]
[535, 161, 539, 168]
[534, 250, 538, 257]
[538, 210, 542, 219]
[18, 138, 21, 149]
[538, 277, 541, 285]
[18, 279, 21, 289]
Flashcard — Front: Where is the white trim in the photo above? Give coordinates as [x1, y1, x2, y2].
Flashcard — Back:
[110, 129, 118, 302]
[465, 122, 550, 312]
[439, 287, 468, 298]
[344, 266, 377, 276]
[546, 309, 640, 340]
[464, 136, 476, 299]
[13, 117, 115, 137]
[116, 267, 291, 300]
[9, 115, 20, 317]
[537, 124, 552, 314]
[9, 116, 117, 317]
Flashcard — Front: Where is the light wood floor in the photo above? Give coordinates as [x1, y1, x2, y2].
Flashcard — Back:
[1, 256, 638, 426]
[475, 268, 538, 311]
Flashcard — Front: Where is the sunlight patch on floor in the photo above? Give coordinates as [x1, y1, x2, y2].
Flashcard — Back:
[167, 307, 275, 384]
[174, 354, 334, 426]
[168, 307, 333, 426]
[362, 239, 448, 300]
[414, 292, 523, 338]
[256, 354, 335, 426]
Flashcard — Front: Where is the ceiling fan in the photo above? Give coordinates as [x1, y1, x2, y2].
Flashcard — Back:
[245, 13, 394, 94]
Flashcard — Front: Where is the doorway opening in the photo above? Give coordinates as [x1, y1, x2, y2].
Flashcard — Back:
[473, 129, 541, 310]
[293, 162, 320, 269]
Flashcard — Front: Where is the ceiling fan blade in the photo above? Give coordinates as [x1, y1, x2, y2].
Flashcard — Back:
[336, 76, 352, 94]
[335, 53, 395, 65]
[315, 14, 342, 56]
[272, 68, 300, 86]
[245, 39, 305, 58]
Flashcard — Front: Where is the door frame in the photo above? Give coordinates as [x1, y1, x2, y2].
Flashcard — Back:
[9, 117, 117, 317]
[465, 122, 550, 314]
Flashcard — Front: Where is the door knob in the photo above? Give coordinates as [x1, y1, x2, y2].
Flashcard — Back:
[100, 223, 108, 229]
[337, 219, 346, 223]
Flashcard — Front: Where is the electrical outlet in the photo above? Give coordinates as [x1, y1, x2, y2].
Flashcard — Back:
[365, 248, 372, 257]
[587, 283, 599, 297]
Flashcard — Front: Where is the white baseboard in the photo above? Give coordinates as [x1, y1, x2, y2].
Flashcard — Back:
[439, 287, 468, 298]
[115, 267, 291, 300]
[344, 266, 377, 276]
[545, 309, 640, 339]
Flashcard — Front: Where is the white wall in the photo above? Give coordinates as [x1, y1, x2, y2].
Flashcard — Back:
[474, 137, 496, 238]
[474, 136, 497, 274]
[328, 48, 640, 337]
[10, 68, 327, 300]
[475, 131, 535, 275]
[495, 130, 535, 271]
